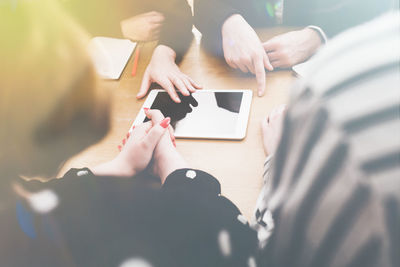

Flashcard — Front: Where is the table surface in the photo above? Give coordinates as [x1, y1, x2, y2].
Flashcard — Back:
[60, 28, 296, 219]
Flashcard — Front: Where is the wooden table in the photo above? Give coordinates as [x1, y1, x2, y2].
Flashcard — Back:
[60, 28, 296, 219]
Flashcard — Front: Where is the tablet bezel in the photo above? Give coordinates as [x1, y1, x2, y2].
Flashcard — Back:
[132, 89, 252, 140]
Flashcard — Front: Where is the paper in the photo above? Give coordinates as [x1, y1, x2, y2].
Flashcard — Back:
[88, 37, 136, 80]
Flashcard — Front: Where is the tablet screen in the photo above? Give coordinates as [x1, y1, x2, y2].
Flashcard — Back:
[144, 91, 243, 136]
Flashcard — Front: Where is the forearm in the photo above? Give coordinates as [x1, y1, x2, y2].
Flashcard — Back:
[157, 0, 193, 62]
[155, 146, 189, 184]
[91, 157, 136, 178]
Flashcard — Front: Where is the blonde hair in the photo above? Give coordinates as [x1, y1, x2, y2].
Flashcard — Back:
[0, 0, 101, 151]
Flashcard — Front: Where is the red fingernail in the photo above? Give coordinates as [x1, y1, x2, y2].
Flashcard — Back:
[126, 132, 130, 139]
[122, 138, 126, 145]
[160, 117, 171, 128]
[118, 145, 122, 151]
[143, 108, 149, 112]
[173, 140, 176, 147]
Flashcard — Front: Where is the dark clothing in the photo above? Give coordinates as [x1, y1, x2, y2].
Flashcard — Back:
[194, 0, 393, 54]
[0, 168, 257, 267]
[63, 0, 193, 58]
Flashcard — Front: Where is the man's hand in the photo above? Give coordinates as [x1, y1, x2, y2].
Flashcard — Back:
[121, 11, 164, 41]
[222, 14, 273, 97]
[263, 28, 323, 69]
[137, 45, 202, 103]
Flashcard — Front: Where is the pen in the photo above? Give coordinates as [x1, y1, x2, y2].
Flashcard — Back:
[131, 46, 140, 77]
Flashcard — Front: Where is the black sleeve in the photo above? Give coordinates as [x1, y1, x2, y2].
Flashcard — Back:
[194, 0, 240, 56]
[156, 0, 194, 62]
[15, 168, 259, 267]
[159, 169, 259, 267]
[194, 0, 239, 40]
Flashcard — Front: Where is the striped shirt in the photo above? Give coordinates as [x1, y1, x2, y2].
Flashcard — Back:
[254, 12, 400, 267]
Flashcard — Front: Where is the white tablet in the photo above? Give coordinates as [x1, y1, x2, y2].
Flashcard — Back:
[132, 89, 253, 140]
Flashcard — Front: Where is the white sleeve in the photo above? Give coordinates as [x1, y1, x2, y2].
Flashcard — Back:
[307, 25, 328, 43]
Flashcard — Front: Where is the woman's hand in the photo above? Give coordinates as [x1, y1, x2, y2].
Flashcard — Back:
[261, 105, 287, 156]
[262, 28, 322, 69]
[144, 109, 189, 183]
[137, 45, 202, 103]
[120, 11, 164, 41]
[222, 14, 273, 97]
[91, 118, 171, 177]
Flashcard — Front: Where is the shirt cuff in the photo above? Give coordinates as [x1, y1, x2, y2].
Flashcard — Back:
[162, 168, 221, 197]
[307, 25, 328, 44]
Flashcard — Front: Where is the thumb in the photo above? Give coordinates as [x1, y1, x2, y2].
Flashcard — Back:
[263, 52, 274, 71]
[141, 117, 170, 150]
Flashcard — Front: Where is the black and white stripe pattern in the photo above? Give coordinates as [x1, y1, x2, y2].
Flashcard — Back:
[254, 12, 400, 267]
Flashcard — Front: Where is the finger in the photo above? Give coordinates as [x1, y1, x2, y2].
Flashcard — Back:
[168, 124, 175, 145]
[150, 16, 165, 24]
[262, 40, 279, 52]
[147, 11, 163, 18]
[226, 58, 237, 69]
[243, 56, 255, 74]
[151, 28, 161, 36]
[254, 56, 266, 97]
[263, 52, 274, 71]
[236, 61, 249, 73]
[145, 109, 175, 142]
[224, 52, 238, 70]
[150, 23, 163, 31]
[270, 59, 283, 68]
[145, 109, 165, 124]
[186, 76, 203, 89]
[182, 77, 197, 93]
[132, 121, 153, 137]
[247, 62, 255, 74]
[172, 76, 190, 96]
[141, 118, 170, 151]
[137, 71, 152, 99]
[158, 78, 181, 103]
[266, 51, 280, 62]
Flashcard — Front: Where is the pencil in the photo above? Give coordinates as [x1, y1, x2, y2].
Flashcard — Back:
[131, 46, 140, 77]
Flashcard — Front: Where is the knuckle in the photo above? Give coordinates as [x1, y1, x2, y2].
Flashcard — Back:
[243, 56, 252, 65]
[140, 141, 149, 150]
[171, 76, 180, 84]
[249, 50, 258, 58]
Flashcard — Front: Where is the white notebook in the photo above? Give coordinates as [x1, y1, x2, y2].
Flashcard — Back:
[88, 37, 136, 80]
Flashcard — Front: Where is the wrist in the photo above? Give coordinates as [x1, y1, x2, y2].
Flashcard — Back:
[303, 27, 324, 47]
[91, 156, 136, 178]
[300, 28, 324, 57]
[153, 147, 188, 183]
[154, 45, 176, 61]
[222, 14, 244, 34]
